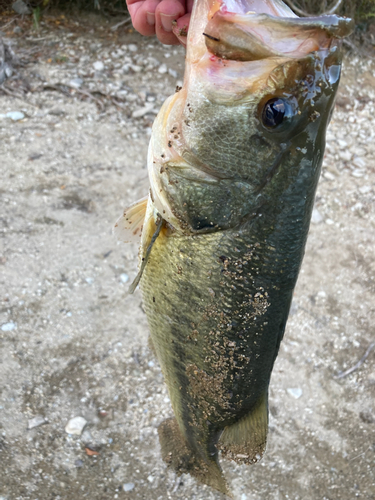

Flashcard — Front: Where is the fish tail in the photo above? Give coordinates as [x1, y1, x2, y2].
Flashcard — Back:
[158, 417, 232, 497]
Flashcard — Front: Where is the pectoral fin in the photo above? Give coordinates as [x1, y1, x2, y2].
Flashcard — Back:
[218, 391, 268, 465]
[113, 196, 148, 243]
[128, 212, 164, 294]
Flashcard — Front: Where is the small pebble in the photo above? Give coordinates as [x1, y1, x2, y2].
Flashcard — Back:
[351, 147, 366, 157]
[12, 0, 31, 14]
[126, 93, 138, 102]
[337, 139, 348, 149]
[325, 218, 334, 225]
[359, 185, 371, 194]
[65, 416, 87, 436]
[324, 171, 335, 181]
[123, 482, 135, 492]
[351, 169, 365, 178]
[120, 273, 129, 283]
[48, 108, 65, 116]
[158, 63, 168, 75]
[93, 61, 104, 71]
[27, 415, 47, 430]
[6, 111, 24, 121]
[129, 64, 142, 73]
[287, 388, 303, 399]
[128, 44, 138, 52]
[339, 150, 352, 162]
[353, 157, 366, 169]
[168, 68, 178, 78]
[311, 208, 323, 224]
[1, 322, 16, 332]
[80, 428, 93, 444]
[69, 78, 83, 88]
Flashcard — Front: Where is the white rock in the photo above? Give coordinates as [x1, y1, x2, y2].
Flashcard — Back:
[317, 290, 327, 298]
[147, 475, 154, 483]
[1, 322, 16, 332]
[351, 169, 365, 178]
[120, 273, 129, 283]
[337, 139, 348, 149]
[12, 0, 31, 14]
[128, 44, 138, 52]
[28, 415, 47, 430]
[80, 428, 93, 443]
[359, 185, 371, 194]
[126, 93, 137, 102]
[324, 171, 335, 181]
[353, 157, 367, 169]
[69, 78, 83, 88]
[168, 68, 178, 78]
[93, 61, 104, 71]
[129, 64, 142, 73]
[65, 416, 87, 435]
[287, 388, 303, 399]
[325, 218, 334, 225]
[6, 111, 24, 121]
[351, 202, 363, 212]
[311, 208, 323, 224]
[158, 63, 168, 74]
[123, 482, 135, 492]
[339, 150, 352, 162]
[351, 147, 367, 157]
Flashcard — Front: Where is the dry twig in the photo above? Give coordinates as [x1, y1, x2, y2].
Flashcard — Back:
[335, 342, 375, 379]
[284, 0, 343, 16]
[111, 17, 132, 31]
[34, 82, 130, 112]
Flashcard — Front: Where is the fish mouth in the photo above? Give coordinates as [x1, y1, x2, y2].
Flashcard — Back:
[202, 0, 354, 61]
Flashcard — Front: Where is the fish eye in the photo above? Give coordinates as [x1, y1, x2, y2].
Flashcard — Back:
[262, 98, 293, 129]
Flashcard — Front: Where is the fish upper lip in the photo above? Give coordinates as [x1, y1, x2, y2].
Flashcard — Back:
[203, 0, 354, 62]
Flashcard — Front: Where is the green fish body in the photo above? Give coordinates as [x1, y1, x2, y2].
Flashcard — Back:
[114, 0, 353, 495]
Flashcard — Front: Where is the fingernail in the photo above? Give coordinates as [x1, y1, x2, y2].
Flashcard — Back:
[146, 11, 155, 26]
[160, 13, 175, 32]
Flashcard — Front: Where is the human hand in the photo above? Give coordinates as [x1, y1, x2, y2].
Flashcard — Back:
[126, 0, 193, 46]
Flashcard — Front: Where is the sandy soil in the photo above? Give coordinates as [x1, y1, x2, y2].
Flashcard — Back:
[0, 12, 374, 500]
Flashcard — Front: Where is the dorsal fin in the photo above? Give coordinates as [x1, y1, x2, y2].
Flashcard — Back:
[113, 196, 148, 243]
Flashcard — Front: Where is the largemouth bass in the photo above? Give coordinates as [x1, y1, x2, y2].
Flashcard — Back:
[115, 0, 353, 495]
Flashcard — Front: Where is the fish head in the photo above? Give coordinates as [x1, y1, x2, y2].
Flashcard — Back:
[149, 0, 353, 233]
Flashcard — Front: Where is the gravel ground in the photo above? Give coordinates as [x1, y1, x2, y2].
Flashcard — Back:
[0, 13, 374, 500]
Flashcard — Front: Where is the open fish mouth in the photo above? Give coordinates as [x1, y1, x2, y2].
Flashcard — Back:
[198, 0, 353, 61]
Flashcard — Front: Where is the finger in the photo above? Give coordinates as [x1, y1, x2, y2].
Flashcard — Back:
[186, 0, 193, 14]
[155, 0, 186, 45]
[172, 13, 191, 46]
[127, 0, 161, 36]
